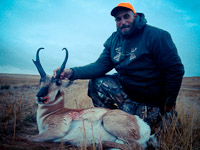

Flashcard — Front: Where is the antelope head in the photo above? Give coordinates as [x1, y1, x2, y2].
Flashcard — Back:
[32, 47, 68, 105]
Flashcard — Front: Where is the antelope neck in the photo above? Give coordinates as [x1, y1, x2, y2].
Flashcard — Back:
[39, 91, 65, 118]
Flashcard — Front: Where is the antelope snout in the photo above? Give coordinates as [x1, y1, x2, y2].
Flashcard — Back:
[36, 86, 49, 104]
[37, 86, 49, 97]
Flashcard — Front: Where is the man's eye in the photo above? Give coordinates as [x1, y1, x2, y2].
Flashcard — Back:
[115, 17, 121, 22]
[124, 14, 130, 19]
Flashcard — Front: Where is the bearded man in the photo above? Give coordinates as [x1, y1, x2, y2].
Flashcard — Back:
[54, 2, 184, 134]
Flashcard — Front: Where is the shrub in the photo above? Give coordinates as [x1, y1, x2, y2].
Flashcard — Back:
[0, 85, 10, 90]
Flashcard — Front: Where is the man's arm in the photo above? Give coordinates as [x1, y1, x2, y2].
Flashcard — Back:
[149, 30, 185, 110]
[53, 46, 114, 80]
[53, 34, 116, 80]
[69, 46, 114, 80]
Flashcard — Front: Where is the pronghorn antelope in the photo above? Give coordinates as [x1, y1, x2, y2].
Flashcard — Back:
[28, 47, 152, 149]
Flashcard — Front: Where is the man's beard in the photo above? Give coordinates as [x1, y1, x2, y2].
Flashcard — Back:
[117, 23, 135, 37]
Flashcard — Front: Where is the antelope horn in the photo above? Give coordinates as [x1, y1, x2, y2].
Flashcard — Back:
[56, 48, 68, 79]
[32, 48, 46, 79]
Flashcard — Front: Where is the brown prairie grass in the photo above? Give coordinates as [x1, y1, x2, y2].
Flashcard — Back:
[158, 99, 200, 150]
[0, 74, 199, 150]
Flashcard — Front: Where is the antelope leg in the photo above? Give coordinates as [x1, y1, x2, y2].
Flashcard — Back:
[27, 129, 64, 142]
[102, 110, 140, 140]
[101, 141, 132, 150]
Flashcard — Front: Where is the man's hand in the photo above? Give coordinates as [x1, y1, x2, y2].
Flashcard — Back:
[53, 68, 73, 79]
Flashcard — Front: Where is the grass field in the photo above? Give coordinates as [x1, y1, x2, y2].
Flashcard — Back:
[0, 73, 199, 150]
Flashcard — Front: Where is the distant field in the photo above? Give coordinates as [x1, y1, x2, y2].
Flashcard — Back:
[0, 73, 199, 150]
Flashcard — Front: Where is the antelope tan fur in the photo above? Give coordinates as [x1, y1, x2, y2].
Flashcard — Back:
[29, 48, 152, 149]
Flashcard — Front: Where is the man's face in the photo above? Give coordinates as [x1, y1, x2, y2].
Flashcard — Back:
[115, 10, 136, 36]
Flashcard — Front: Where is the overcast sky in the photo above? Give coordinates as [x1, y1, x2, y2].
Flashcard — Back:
[0, 0, 200, 77]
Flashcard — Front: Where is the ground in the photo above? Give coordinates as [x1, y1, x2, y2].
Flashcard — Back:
[0, 73, 199, 150]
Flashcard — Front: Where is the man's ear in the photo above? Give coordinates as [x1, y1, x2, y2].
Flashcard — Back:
[134, 13, 137, 18]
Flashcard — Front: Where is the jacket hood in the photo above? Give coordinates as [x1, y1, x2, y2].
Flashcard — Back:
[136, 13, 147, 30]
[118, 13, 147, 39]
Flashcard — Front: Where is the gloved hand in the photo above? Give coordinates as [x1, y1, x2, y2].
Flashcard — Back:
[164, 97, 176, 112]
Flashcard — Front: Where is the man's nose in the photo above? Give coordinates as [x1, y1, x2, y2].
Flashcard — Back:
[120, 18, 127, 25]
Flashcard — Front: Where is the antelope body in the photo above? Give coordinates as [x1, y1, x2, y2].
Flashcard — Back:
[29, 48, 152, 149]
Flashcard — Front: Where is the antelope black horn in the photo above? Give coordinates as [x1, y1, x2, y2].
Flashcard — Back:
[32, 47, 46, 79]
[56, 48, 68, 79]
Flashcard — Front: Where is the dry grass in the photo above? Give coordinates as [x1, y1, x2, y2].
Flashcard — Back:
[0, 74, 199, 150]
[158, 99, 200, 150]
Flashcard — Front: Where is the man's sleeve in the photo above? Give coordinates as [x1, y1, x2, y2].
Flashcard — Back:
[149, 30, 185, 105]
[69, 38, 114, 80]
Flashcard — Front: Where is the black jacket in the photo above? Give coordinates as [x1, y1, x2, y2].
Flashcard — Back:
[70, 13, 184, 107]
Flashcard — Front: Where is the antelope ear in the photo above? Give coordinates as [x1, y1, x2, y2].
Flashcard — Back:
[62, 80, 73, 87]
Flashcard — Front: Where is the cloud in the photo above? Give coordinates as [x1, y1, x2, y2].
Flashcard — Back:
[0, 0, 199, 76]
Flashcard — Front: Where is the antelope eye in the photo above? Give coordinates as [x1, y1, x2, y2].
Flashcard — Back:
[56, 80, 61, 86]
[40, 78, 46, 83]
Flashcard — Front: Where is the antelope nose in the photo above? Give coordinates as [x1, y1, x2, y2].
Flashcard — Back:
[36, 86, 49, 97]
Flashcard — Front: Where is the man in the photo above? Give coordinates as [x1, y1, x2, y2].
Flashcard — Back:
[54, 3, 184, 134]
